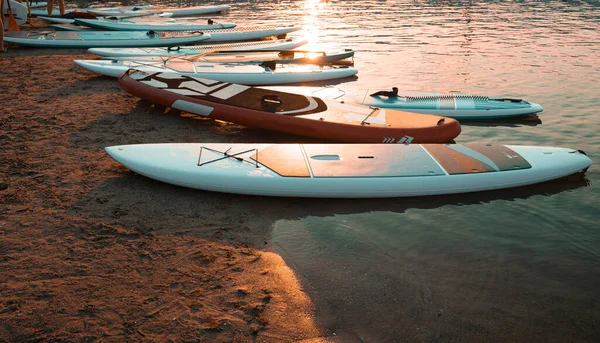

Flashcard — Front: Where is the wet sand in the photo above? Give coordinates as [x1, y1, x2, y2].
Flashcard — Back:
[0, 19, 334, 342]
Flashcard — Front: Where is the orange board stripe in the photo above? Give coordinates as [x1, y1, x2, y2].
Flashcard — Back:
[423, 144, 495, 175]
[464, 144, 531, 171]
[251, 144, 310, 177]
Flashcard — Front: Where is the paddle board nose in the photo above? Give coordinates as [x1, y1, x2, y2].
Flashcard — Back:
[105, 146, 124, 160]
[508, 145, 592, 175]
[530, 101, 544, 113]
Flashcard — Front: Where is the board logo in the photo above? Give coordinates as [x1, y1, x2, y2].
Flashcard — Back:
[382, 136, 414, 144]
[146, 73, 250, 100]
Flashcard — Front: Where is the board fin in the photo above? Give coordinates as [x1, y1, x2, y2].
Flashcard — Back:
[370, 87, 398, 97]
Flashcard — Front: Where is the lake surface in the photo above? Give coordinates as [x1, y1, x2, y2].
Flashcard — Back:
[86, 0, 600, 341]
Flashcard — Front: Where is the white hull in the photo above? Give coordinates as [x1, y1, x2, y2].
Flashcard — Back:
[73, 18, 237, 31]
[105, 143, 592, 198]
[87, 5, 230, 18]
[74, 60, 358, 85]
[87, 39, 308, 57]
[4, 31, 212, 48]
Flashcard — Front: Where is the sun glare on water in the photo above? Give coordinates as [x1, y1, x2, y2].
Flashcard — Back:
[301, 0, 326, 51]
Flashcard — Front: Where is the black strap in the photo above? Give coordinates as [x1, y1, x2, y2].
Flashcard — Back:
[260, 60, 277, 70]
[370, 87, 399, 97]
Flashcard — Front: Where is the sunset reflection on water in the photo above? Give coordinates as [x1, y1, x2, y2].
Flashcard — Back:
[300, 0, 326, 51]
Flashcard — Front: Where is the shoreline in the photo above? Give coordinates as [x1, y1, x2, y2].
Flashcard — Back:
[0, 19, 337, 342]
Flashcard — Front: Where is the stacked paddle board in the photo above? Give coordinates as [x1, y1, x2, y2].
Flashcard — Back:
[103, 49, 354, 65]
[87, 39, 308, 57]
[75, 60, 358, 85]
[116, 70, 460, 143]
[72, 18, 237, 31]
[105, 143, 592, 198]
[30, 4, 228, 18]
[3, 30, 212, 48]
[85, 5, 230, 18]
[28, 5, 156, 17]
[51, 24, 302, 43]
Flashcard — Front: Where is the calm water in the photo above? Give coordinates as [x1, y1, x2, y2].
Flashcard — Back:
[91, 0, 599, 341]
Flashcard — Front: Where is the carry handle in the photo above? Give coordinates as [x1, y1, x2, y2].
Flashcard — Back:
[261, 95, 283, 112]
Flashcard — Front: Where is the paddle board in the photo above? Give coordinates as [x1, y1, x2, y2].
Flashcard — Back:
[50, 24, 93, 31]
[105, 143, 592, 198]
[28, 1, 48, 8]
[332, 88, 543, 119]
[116, 70, 459, 143]
[52, 24, 301, 42]
[87, 38, 308, 57]
[75, 59, 358, 85]
[2, 0, 27, 29]
[73, 17, 237, 31]
[104, 49, 355, 65]
[28, 5, 155, 17]
[38, 12, 174, 24]
[3, 30, 212, 48]
[86, 5, 230, 18]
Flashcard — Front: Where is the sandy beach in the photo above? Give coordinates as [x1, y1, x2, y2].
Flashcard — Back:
[3, 5, 600, 341]
[0, 19, 338, 342]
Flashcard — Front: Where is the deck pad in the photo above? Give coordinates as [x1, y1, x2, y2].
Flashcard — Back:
[204, 144, 531, 178]
[423, 144, 531, 175]
[132, 72, 328, 114]
[250, 145, 310, 177]
[251, 144, 446, 178]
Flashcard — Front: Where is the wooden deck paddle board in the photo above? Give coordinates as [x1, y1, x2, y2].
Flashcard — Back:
[105, 143, 592, 198]
[117, 70, 460, 143]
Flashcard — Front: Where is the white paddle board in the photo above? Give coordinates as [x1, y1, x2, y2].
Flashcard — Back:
[74, 59, 358, 85]
[2, 0, 27, 29]
[3, 30, 212, 48]
[105, 143, 592, 198]
[87, 39, 308, 57]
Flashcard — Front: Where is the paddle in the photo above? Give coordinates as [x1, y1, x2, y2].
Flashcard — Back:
[103, 12, 174, 21]
[0, 2, 4, 52]
[24, 0, 31, 16]
[5, 0, 20, 31]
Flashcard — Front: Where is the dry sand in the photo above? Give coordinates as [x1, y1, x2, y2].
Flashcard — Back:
[0, 19, 340, 342]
